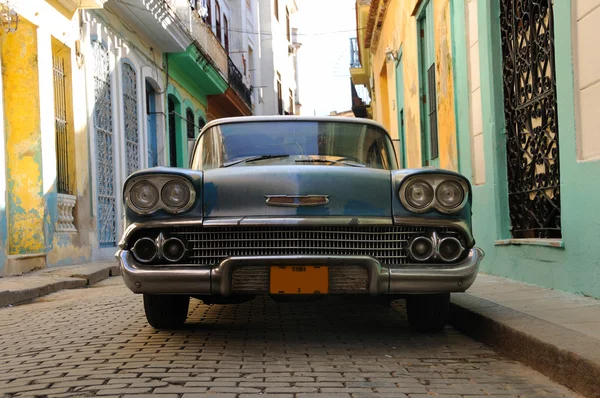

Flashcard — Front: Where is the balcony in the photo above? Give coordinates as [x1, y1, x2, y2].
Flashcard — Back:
[349, 37, 368, 87]
[228, 57, 252, 108]
[106, 0, 190, 52]
[166, 1, 229, 79]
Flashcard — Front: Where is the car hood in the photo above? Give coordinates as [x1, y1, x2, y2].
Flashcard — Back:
[203, 165, 392, 218]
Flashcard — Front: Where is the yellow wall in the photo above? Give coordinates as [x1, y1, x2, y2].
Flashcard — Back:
[370, 0, 458, 171]
[1, 18, 46, 255]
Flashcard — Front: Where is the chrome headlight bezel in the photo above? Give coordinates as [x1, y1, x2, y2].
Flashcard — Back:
[399, 175, 469, 214]
[125, 175, 196, 215]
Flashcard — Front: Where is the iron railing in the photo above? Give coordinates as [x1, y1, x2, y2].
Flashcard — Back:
[53, 53, 71, 195]
[228, 57, 252, 108]
[500, 0, 561, 239]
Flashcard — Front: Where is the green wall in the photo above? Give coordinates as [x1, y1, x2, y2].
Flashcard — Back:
[455, 0, 600, 299]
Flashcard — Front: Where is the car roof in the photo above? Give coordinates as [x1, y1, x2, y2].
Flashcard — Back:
[200, 115, 390, 135]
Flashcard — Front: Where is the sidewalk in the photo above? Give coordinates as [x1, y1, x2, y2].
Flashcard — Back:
[450, 274, 600, 398]
[1, 262, 599, 397]
[0, 260, 119, 307]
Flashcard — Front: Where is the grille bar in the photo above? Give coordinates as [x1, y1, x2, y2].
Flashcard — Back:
[172, 225, 426, 265]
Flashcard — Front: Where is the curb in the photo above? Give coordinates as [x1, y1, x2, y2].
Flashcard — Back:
[449, 293, 600, 398]
[0, 261, 120, 307]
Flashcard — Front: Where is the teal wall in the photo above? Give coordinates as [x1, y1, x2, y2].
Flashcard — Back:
[454, 0, 600, 298]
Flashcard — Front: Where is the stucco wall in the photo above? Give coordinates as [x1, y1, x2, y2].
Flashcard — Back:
[2, 17, 46, 256]
[370, 0, 458, 171]
[460, 0, 600, 299]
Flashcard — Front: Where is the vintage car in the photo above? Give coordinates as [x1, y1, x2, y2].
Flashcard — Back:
[116, 116, 484, 332]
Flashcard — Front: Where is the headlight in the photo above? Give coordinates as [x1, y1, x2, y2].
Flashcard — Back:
[129, 181, 159, 211]
[161, 180, 191, 210]
[405, 180, 434, 209]
[436, 180, 464, 209]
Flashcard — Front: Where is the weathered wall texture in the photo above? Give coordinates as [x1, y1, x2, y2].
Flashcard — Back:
[370, 0, 458, 171]
[433, 0, 458, 172]
[460, 0, 600, 299]
[2, 18, 46, 255]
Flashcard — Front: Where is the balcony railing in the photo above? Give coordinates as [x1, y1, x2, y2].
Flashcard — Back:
[166, 1, 229, 79]
[190, 12, 229, 78]
[228, 57, 252, 108]
[350, 37, 361, 68]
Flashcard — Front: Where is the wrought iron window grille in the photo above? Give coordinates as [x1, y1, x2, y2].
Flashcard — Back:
[500, 0, 561, 239]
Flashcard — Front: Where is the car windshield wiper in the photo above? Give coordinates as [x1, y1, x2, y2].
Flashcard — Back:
[222, 154, 290, 167]
[294, 158, 365, 167]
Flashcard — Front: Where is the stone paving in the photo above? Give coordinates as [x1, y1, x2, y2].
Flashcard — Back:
[0, 278, 579, 398]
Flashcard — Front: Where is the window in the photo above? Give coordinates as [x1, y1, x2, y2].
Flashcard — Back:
[91, 40, 117, 247]
[274, 0, 279, 20]
[500, 0, 561, 238]
[223, 15, 229, 52]
[276, 72, 283, 115]
[193, 121, 397, 171]
[52, 40, 73, 195]
[187, 108, 196, 164]
[122, 63, 140, 176]
[215, 1, 221, 43]
[168, 96, 178, 167]
[186, 108, 195, 139]
[206, 0, 212, 25]
[288, 89, 293, 115]
[286, 8, 290, 42]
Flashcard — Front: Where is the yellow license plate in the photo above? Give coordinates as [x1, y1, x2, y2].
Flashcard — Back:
[270, 266, 329, 294]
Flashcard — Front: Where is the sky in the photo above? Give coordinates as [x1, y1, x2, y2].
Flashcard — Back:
[294, 0, 358, 116]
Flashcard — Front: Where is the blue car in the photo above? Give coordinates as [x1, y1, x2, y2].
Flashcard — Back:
[116, 116, 484, 332]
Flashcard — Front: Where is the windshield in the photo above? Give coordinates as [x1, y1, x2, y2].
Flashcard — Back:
[191, 121, 398, 170]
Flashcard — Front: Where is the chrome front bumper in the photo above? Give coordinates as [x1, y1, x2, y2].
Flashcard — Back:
[116, 248, 484, 296]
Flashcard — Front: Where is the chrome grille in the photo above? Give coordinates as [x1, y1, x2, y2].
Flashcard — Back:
[231, 265, 369, 294]
[171, 225, 426, 265]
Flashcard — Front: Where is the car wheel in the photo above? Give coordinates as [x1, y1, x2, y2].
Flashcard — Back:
[406, 293, 450, 333]
[143, 294, 190, 330]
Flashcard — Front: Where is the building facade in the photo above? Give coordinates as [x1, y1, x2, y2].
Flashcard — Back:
[0, 0, 102, 275]
[256, 0, 299, 115]
[0, 0, 255, 275]
[351, 0, 600, 300]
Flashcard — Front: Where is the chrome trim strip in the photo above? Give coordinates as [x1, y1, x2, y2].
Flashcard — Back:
[119, 216, 473, 248]
[265, 195, 330, 207]
[117, 248, 484, 295]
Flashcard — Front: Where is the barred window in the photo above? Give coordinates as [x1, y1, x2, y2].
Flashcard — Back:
[122, 63, 140, 176]
[186, 108, 195, 139]
[52, 47, 72, 195]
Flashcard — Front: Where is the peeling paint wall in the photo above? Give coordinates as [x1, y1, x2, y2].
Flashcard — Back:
[433, 0, 458, 172]
[2, 17, 46, 255]
[370, 0, 458, 171]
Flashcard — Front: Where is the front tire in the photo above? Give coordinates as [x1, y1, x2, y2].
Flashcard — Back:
[406, 293, 450, 332]
[143, 294, 190, 330]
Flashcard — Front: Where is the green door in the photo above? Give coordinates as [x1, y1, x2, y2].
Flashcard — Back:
[417, 1, 439, 167]
[395, 52, 407, 168]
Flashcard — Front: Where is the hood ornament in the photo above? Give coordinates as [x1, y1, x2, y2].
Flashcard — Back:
[265, 195, 330, 207]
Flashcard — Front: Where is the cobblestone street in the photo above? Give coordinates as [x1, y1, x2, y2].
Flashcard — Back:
[0, 277, 578, 398]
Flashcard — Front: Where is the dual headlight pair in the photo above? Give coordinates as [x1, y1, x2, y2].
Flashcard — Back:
[400, 176, 468, 214]
[125, 175, 195, 215]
